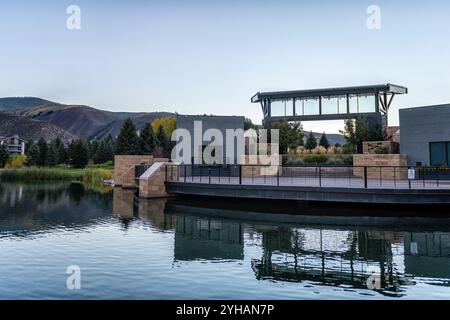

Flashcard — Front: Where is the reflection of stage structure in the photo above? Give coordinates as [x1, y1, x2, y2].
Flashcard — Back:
[170, 214, 244, 261]
[405, 232, 450, 281]
[252, 228, 409, 295]
[114, 192, 450, 290]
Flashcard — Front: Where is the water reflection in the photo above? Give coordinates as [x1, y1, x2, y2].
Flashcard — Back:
[404, 232, 450, 280]
[0, 182, 112, 236]
[155, 197, 450, 297]
[112, 189, 450, 296]
[0, 183, 449, 299]
[172, 215, 243, 261]
[251, 228, 410, 297]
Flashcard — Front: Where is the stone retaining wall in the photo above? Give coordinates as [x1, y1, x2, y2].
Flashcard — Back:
[353, 154, 408, 180]
[114, 155, 154, 187]
[363, 141, 395, 154]
[239, 155, 282, 177]
[139, 163, 179, 198]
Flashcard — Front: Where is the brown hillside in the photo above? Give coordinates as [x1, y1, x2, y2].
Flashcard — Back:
[0, 112, 78, 143]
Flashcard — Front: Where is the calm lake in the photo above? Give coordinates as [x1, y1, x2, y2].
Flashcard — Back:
[0, 182, 449, 299]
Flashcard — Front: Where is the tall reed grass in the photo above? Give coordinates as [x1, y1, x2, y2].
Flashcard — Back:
[0, 167, 81, 181]
[0, 166, 113, 183]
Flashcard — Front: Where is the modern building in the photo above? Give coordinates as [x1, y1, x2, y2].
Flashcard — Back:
[400, 104, 450, 166]
[251, 84, 408, 133]
[0, 134, 26, 155]
[175, 114, 245, 165]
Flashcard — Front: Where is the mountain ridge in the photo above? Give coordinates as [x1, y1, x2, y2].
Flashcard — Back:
[0, 112, 78, 143]
[0, 97, 345, 145]
[0, 97, 176, 140]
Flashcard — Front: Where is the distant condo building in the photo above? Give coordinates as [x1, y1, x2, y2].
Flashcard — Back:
[0, 134, 26, 155]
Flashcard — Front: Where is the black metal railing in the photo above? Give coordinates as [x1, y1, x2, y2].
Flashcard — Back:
[164, 164, 450, 190]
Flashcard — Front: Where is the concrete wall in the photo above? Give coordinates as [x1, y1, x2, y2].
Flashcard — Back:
[400, 104, 450, 166]
[176, 115, 245, 164]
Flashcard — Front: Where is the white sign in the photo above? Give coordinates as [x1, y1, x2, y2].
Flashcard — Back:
[408, 169, 416, 180]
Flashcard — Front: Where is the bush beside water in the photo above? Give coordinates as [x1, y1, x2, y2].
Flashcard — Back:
[82, 168, 113, 185]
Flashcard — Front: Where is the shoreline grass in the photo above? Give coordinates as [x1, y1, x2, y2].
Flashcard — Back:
[0, 167, 82, 181]
[0, 163, 113, 183]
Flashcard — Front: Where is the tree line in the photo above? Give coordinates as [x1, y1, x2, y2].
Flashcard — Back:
[0, 117, 175, 169]
[25, 136, 114, 168]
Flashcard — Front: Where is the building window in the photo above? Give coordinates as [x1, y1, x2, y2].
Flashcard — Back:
[321, 96, 338, 115]
[303, 97, 320, 115]
[338, 95, 347, 114]
[271, 99, 293, 117]
[429, 142, 450, 166]
[358, 94, 376, 113]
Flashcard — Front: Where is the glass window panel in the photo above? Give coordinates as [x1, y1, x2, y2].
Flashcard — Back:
[358, 94, 376, 113]
[349, 95, 359, 113]
[338, 96, 347, 114]
[295, 98, 304, 116]
[270, 99, 293, 116]
[430, 142, 447, 166]
[321, 96, 338, 115]
[303, 97, 320, 115]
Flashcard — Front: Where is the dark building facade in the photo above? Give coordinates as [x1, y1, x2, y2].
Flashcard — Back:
[176, 114, 245, 165]
[400, 104, 450, 166]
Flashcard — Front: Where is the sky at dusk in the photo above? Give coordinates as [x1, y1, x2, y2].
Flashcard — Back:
[1, 0, 449, 133]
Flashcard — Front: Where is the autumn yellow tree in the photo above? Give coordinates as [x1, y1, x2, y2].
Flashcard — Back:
[151, 117, 176, 138]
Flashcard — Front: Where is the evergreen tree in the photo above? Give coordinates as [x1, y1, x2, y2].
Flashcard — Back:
[368, 122, 384, 141]
[93, 140, 103, 164]
[115, 118, 140, 155]
[36, 137, 48, 167]
[104, 135, 114, 162]
[90, 140, 100, 161]
[55, 138, 67, 164]
[47, 142, 58, 166]
[139, 123, 156, 155]
[0, 144, 9, 168]
[92, 136, 114, 164]
[155, 125, 169, 156]
[25, 139, 35, 157]
[26, 144, 40, 166]
[305, 131, 317, 150]
[319, 132, 330, 149]
[68, 139, 89, 168]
